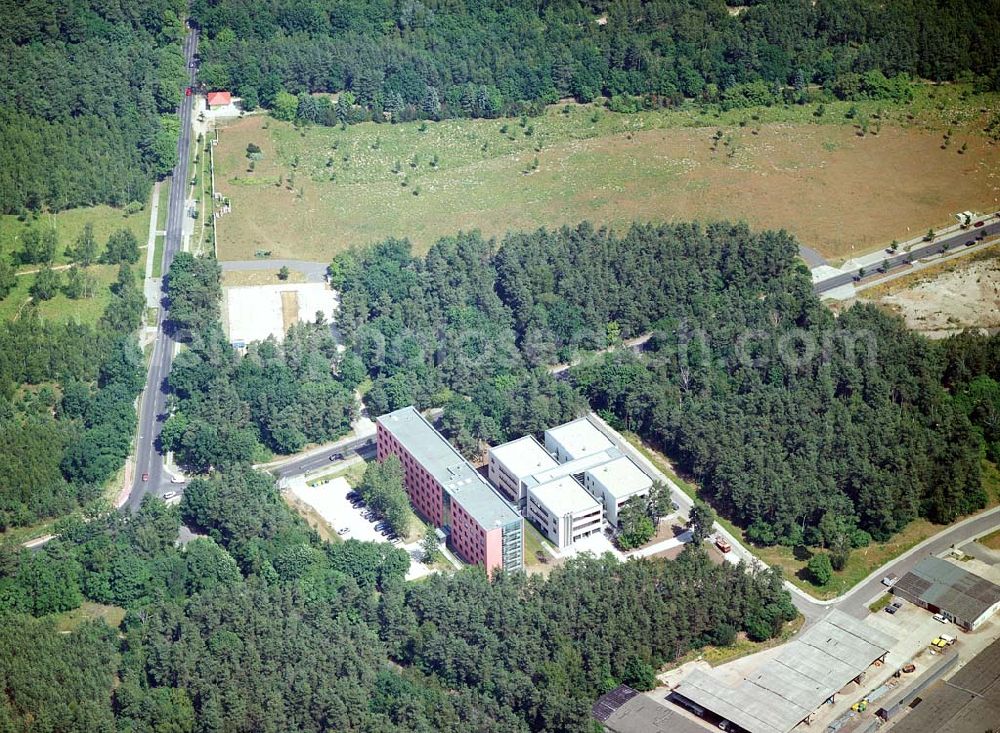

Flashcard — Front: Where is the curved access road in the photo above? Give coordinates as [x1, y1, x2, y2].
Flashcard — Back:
[787, 506, 1000, 624]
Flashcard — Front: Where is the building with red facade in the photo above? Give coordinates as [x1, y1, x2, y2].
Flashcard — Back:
[376, 406, 523, 573]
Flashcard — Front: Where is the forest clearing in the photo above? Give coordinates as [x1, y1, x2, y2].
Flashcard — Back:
[212, 88, 1000, 263]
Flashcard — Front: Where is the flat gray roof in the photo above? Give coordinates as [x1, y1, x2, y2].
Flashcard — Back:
[528, 475, 602, 517]
[891, 636, 1000, 733]
[490, 435, 558, 478]
[894, 556, 1000, 624]
[377, 407, 520, 529]
[675, 610, 897, 733]
[585, 455, 653, 499]
[524, 447, 623, 488]
[603, 694, 708, 733]
[545, 416, 613, 459]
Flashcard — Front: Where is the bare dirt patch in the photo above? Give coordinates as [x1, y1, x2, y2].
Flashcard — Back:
[213, 110, 1000, 262]
[280, 290, 299, 332]
[868, 248, 1000, 337]
[981, 529, 1000, 551]
[225, 283, 338, 344]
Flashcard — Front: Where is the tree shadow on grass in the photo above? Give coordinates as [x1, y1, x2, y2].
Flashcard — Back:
[792, 544, 813, 562]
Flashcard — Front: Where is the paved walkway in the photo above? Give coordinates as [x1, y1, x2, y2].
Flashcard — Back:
[220, 259, 329, 283]
[144, 181, 161, 280]
[629, 527, 692, 559]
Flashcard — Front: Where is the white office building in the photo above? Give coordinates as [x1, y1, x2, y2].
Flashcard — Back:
[584, 455, 653, 527]
[544, 417, 613, 463]
[488, 435, 558, 505]
[525, 476, 604, 549]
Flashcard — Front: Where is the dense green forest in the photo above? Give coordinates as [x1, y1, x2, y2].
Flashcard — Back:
[330, 234, 584, 455]
[192, 0, 1000, 122]
[159, 253, 359, 466]
[0, 463, 794, 732]
[0, 0, 187, 213]
[331, 222, 989, 550]
[0, 263, 145, 528]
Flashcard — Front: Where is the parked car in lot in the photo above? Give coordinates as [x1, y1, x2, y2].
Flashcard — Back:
[933, 613, 949, 624]
[163, 491, 177, 500]
[884, 604, 898, 614]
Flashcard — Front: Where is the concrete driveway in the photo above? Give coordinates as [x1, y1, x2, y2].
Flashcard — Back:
[220, 259, 329, 283]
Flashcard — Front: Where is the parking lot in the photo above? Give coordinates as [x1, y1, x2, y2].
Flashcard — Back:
[284, 466, 434, 581]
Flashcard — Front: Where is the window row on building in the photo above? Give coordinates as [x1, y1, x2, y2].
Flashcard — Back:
[376, 406, 523, 573]
[487, 417, 655, 550]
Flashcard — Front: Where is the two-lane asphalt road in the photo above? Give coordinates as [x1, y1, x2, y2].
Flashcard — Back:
[127, 26, 198, 511]
[269, 434, 377, 479]
[814, 217, 1000, 294]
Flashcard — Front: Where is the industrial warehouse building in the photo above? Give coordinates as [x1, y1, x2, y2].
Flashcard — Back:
[891, 556, 1000, 630]
[672, 610, 897, 733]
[376, 407, 523, 573]
[890, 635, 1000, 733]
[525, 475, 603, 549]
[592, 686, 707, 733]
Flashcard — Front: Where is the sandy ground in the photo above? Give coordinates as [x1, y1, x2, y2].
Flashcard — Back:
[874, 255, 1000, 337]
[225, 282, 339, 343]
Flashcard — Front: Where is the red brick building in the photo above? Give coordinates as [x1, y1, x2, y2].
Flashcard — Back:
[376, 406, 523, 572]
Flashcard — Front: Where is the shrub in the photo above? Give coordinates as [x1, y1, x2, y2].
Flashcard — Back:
[807, 553, 833, 585]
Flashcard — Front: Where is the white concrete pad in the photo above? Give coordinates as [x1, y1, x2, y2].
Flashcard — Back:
[225, 283, 339, 344]
[811, 265, 844, 283]
[821, 283, 858, 301]
[556, 532, 624, 561]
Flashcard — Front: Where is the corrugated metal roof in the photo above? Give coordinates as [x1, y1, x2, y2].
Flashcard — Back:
[674, 609, 897, 733]
[894, 556, 1000, 624]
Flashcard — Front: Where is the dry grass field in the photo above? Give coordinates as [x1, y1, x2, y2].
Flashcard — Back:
[212, 87, 1000, 263]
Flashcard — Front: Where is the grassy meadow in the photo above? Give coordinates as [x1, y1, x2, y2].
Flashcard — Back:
[0, 263, 131, 324]
[0, 188, 154, 326]
[0, 200, 150, 274]
[213, 84, 1000, 263]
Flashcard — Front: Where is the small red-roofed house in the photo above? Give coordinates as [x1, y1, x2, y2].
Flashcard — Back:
[206, 91, 232, 109]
